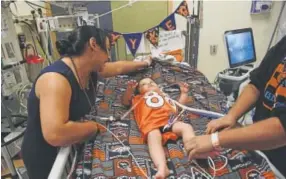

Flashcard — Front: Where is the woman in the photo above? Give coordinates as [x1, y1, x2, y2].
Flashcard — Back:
[184, 36, 286, 177]
[21, 26, 152, 179]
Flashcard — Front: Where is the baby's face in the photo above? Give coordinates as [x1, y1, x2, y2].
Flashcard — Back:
[138, 78, 160, 94]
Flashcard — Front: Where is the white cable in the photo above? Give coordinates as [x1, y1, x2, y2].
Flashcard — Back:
[96, 122, 149, 178]
[191, 166, 213, 179]
[67, 150, 78, 179]
[163, 109, 185, 132]
[191, 155, 228, 179]
[209, 155, 228, 171]
[172, 100, 224, 118]
[120, 94, 145, 120]
[88, 0, 137, 22]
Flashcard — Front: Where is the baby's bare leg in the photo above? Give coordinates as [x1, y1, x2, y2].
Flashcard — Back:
[172, 122, 214, 158]
[147, 129, 169, 179]
[172, 121, 195, 144]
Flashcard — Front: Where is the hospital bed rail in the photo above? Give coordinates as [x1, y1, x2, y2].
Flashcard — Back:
[48, 145, 76, 179]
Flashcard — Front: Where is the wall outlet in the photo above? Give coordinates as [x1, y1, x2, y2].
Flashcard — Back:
[210, 45, 218, 55]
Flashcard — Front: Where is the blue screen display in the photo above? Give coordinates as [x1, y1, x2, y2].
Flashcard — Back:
[226, 32, 255, 66]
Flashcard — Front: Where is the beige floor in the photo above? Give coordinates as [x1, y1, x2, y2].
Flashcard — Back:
[1, 159, 24, 177]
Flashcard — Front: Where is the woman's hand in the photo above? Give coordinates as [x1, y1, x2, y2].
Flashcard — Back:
[179, 82, 189, 94]
[184, 135, 214, 160]
[205, 114, 237, 134]
[143, 55, 153, 67]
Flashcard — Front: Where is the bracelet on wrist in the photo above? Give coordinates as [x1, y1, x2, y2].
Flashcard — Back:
[211, 132, 222, 151]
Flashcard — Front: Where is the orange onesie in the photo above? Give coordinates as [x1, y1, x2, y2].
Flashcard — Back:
[132, 91, 178, 144]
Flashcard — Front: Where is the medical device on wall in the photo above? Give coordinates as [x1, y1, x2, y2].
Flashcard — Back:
[36, 5, 100, 33]
[1, 6, 24, 66]
[250, 0, 273, 14]
[217, 28, 256, 97]
[1, 4, 30, 96]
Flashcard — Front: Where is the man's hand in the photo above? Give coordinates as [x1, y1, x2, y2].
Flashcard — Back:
[205, 115, 237, 134]
[184, 135, 214, 160]
[179, 82, 189, 94]
[127, 80, 138, 90]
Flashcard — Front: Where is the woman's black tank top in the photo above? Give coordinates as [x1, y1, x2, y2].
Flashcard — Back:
[21, 60, 97, 179]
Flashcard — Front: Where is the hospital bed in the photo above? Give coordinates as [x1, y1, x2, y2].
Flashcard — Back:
[49, 61, 280, 179]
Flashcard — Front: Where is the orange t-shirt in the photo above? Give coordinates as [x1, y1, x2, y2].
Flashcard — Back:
[132, 91, 178, 143]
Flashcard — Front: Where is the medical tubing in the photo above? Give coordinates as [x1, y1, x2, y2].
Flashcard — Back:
[96, 122, 149, 178]
[172, 100, 224, 118]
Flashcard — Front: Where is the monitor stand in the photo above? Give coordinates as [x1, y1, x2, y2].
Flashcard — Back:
[217, 63, 255, 99]
[218, 64, 255, 81]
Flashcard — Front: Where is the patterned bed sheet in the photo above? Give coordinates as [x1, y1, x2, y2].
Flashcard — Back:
[73, 62, 274, 179]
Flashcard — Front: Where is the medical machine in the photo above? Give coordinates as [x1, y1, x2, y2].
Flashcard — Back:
[217, 28, 256, 98]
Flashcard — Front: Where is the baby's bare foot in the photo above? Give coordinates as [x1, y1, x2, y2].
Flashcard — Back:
[154, 165, 170, 179]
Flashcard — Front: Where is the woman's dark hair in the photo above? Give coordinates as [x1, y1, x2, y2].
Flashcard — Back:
[56, 26, 110, 56]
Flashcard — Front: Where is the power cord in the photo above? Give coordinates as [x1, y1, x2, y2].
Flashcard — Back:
[24, 0, 50, 10]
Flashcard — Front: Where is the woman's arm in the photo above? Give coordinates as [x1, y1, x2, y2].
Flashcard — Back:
[225, 84, 260, 121]
[99, 56, 151, 78]
[36, 73, 98, 147]
[219, 117, 286, 150]
[185, 117, 286, 159]
[206, 84, 260, 134]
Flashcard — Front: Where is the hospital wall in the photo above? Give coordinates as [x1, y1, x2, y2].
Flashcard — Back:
[10, 1, 284, 82]
[111, 1, 169, 60]
[172, 1, 284, 82]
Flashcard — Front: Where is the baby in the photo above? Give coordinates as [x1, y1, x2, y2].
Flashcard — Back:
[122, 77, 196, 179]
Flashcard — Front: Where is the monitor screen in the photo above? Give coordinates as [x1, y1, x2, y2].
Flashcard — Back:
[225, 28, 256, 68]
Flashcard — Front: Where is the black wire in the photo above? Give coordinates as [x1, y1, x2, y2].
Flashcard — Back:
[40, 0, 51, 5]
[19, 21, 40, 42]
[26, 1, 37, 11]
[267, 1, 286, 50]
[19, 21, 48, 60]
[192, 0, 195, 16]
[22, 24, 39, 55]
[12, 1, 19, 14]
[21, 22, 50, 62]
[24, 0, 50, 10]
[10, 8, 19, 18]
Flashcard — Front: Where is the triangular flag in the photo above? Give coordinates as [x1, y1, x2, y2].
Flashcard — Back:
[175, 0, 190, 17]
[123, 33, 143, 57]
[145, 26, 159, 47]
[109, 32, 121, 46]
[160, 13, 176, 31]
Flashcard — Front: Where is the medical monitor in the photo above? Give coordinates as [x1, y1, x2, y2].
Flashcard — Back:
[224, 28, 256, 68]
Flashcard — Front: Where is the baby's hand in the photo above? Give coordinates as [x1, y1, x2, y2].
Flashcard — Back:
[179, 82, 189, 94]
[127, 80, 138, 90]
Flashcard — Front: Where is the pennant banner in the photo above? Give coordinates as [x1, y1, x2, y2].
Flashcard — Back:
[108, 1, 190, 55]
[175, 0, 190, 17]
[145, 26, 159, 47]
[109, 32, 121, 46]
[160, 13, 176, 31]
[123, 33, 143, 56]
